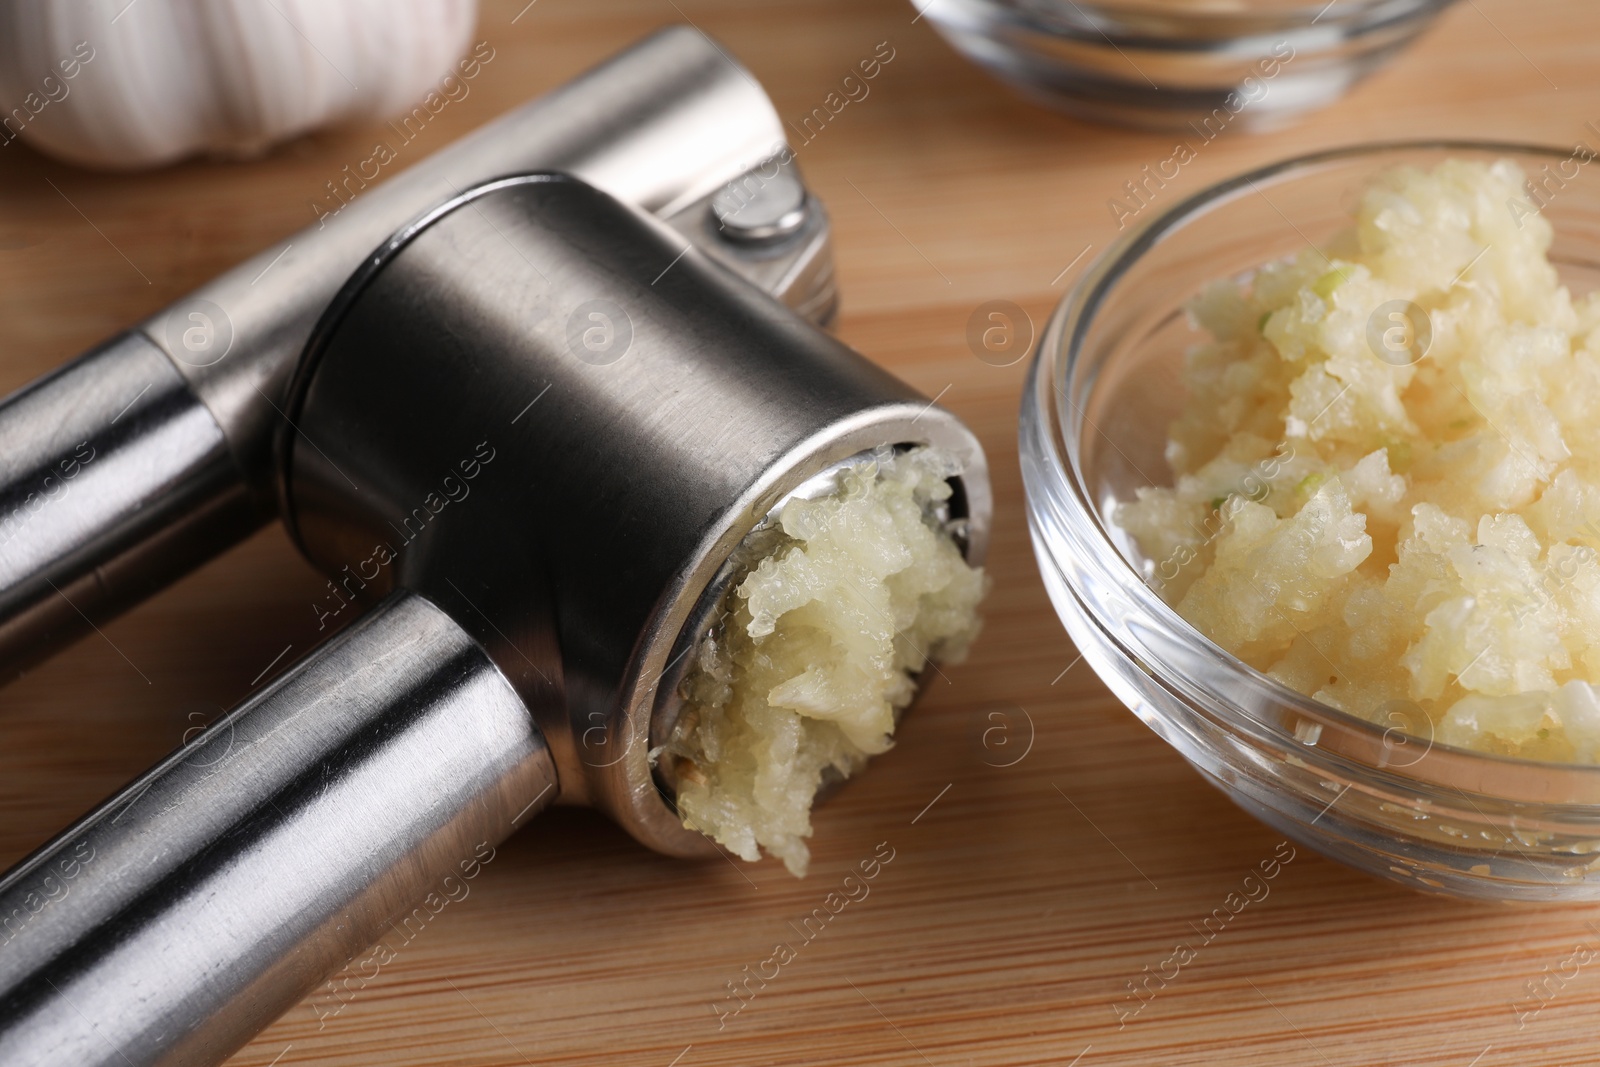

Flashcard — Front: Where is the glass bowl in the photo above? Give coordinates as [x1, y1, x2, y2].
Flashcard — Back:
[917, 0, 1459, 131]
[1021, 141, 1600, 902]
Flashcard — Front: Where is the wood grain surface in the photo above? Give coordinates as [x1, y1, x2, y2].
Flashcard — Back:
[4, 2, 1600, 1065]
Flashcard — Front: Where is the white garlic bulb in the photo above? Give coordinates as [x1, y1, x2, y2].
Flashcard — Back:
[0, 0, 479, 169]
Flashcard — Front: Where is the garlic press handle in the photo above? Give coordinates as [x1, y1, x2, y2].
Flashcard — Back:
[0, 590, 555, 1067]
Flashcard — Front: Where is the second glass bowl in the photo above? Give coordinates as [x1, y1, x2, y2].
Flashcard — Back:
[918, 0, 1460, 131]
[1022, 141, 1600, 902]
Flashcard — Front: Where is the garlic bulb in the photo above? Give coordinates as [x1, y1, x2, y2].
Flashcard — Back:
[0, 0, 478, 170]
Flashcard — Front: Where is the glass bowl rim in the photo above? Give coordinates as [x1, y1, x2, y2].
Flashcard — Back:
[1030, 137, 1600, 799]
[939, 0, 1462, 45]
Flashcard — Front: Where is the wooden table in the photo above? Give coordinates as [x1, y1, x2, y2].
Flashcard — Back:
[3, 2, 1598, 1064]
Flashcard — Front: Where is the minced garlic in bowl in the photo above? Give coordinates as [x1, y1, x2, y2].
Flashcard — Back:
[657, 446, 986, 876]
[1117, 157, 1600, 764]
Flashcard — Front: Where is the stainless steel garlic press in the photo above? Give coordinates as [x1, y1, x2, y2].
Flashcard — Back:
[0, 28, 991, 1067]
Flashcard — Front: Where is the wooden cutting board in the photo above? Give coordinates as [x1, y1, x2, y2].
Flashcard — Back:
[3, 2, 1598, 1064]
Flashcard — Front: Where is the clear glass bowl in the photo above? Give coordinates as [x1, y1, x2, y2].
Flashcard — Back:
[917, 0, 1459, 131]
[1021, 141, 1600, 902]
